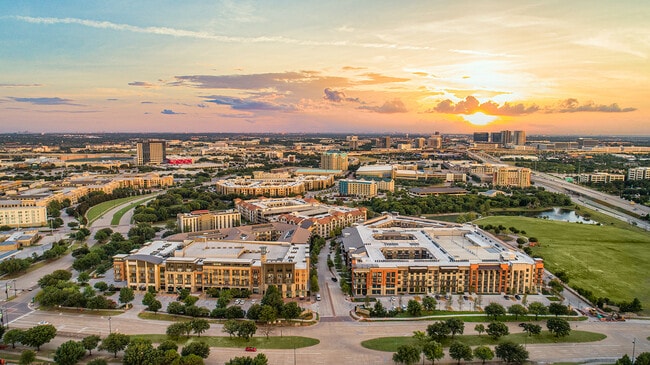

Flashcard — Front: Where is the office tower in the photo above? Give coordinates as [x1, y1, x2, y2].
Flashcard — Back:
[415, 138, 426, 148]
[500, 130, 513, 146]
[383, 136, 392, 149]
[136, 140, 166, 165]
[427, 134, 442, 149]
[513, 131, 526, 145]
[320, 150, 349, 170]
[473, 132, 490, 142]
[490, 132, 503, 144]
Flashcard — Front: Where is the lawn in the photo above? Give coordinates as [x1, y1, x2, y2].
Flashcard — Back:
[86, 194, 154, 225]
[131, 334, 319, 349]
[361, 330, 606, 352]
[477, 216, 650, 310]
[110, 196, 155, 225]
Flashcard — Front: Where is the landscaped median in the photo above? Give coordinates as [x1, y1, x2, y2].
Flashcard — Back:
[86, 194, 155, 225]
[131, 334, 319, 349]
[361, 330, 606, 352]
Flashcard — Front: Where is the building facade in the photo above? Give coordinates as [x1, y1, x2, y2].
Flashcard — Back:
[339, 179, 378, 197]
[493, 167, 531, 188]
[136, 141, 167, 165]
[320, 151, 349, 171]
[341, 214, 544, 297]
[177, 210, 241, 233]
[0, 202, 47, 228]
[628, 167, 650, 181]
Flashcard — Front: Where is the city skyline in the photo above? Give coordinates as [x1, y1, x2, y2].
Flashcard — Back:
[1, 1, 648, 135]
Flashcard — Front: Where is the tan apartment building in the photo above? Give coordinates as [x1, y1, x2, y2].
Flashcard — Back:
[493, 167, 531, 188]
[177, 209, 241, 233]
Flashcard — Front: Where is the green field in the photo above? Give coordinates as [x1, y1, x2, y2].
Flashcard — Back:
[361, 330, 606, 352]
[111, 196, 155, 225]
[477, 216, 650, 310]
[132, 334, 319, 349]
[86, 195, 153, 225]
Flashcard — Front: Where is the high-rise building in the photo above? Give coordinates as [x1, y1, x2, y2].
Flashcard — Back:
[320, 150, 349, 171]
[383, 136, 392, 149]
[415, 138, 426, 148]
[493, 167, 531, 187]
[513, 131, 526, 146]
[427, 133, 442, 149]
[500, 130, 513, 146]
[473, 132, 490, 142]
[490, 132, 503, 144]
[136, 140, 166, 165]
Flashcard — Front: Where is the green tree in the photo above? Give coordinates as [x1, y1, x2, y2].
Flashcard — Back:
[54, 340, 86, 365]
[158, 340, 179, 352]
[474, 324, 485, 336]
[142, 292, 156, 306]
[615, 354, 633, 365]
[407, 299, 423, 316]
[19, 350, 36, 365]
[393, 344, 421, 365]
[548, 302, 569, 316]
[246, 304, 262, 320]
[445, 318, 464, 338]
[148, 299, 162, 314]
[310, 275, 319, 293]
[449, 342, 473, 364]
[181, 342, 210, 358]
[259, 305, 278, 324]
[22, 324, 57, 351]
[423, 340, 444, 364]
[634, 352, 650, 365]
[94, 281, 109, 292]
[474, 345, 494, 364]
[82, 334, 101, 355]
[123, 338, 162, 365]
[547, 317, 571, 337]
[119, 287, 135, 307]
[190, 318, 210, 337]
[484, 302, 506, 320]
[236, 320, 257, 340]
[527, 302, 548, 320]
[422, 296, 437, 312]
[508, 304, 528, 320]
[261, 285, 284, 313]
[495, 341, 529, 363]
[166, 322, 191, 340]
[77, 272, 91, 285]
[87, 360, 108, 365]
[282, 302, 302, 320]
[225, 353, 269, 365]
[426, 321, 450, 341]
[167, 301, 185, 315]
[486, 321, 509, 340]
[99, 332, 130, 358]
[4, 328, 24, 348]
[223, 320, 239, 338]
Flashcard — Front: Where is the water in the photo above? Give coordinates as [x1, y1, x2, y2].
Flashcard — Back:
[535, 207, 598, 224]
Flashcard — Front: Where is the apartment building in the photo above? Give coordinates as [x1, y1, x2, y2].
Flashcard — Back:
[628, 167, 650, 181]
[177, 210, 241, 233]
[320, 150, 349, 171]
[0, 201, 47, 228]
[493, 167, 531, 188]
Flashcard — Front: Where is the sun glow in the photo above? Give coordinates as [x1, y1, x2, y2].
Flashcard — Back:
[462, 112, 498, 126]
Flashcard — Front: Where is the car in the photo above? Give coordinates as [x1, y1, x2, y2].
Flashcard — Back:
[331, 277, 338, 282]
[316, 294, 321, 301]
[518, 323, 526, 327]
[401, 304, 407, 310]
[463, 295, 469, 300]
[504, 295, 510, 299]
[434, 294, 440, 300]
[38, 321, 49, 325]
[515, 294, 521, 300]
[245, 347, 257, 352]
[251, 299, 256, 304]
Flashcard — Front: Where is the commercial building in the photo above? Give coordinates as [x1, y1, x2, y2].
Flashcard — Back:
[427, 133, 442, 149]
[177, 210, 241, 233]
[493, 167, 531, 188]
[473, 132, 490, 143]
[513, 131, 526, 146]
[113, 222, 311, 298]
[577, 173, 625, 184]
[320, 151, 349, 171]
[628, 167, 650, 181]
[136, 140, 167, 165]
[339, 179, 378, 198]
[0, 230, 40, 251]
[235, 197, 366, 238]
[341, 214, 544, 297]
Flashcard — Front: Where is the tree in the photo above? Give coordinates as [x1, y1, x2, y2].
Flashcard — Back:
[148, 299, 162, 314]
[549, 302, 569, 316]
[486, 321, 509, 340]
[94, 281, 109, 292]
[474, 345, 494, 364]
[4, 328, 24, 348]
[54, 340, 87, 365]
[259, 305, 277, 324]
[527, 302, 548, 320]
[547, 318, 571, 337]
[223, 320, 239, 338]
[495, 341, 529, 363]
[167, 322, 191, 340]
[522, 323, 542, 336]
[422, 340, 444, 365]
[142, 292, 156, 306]
[615, 354, 633, 365]
[310, 275, 319, 293]
[225, 305, 245, 319]
[246, 304, 262, 320]
[261, 285, 284, 313]
[158, 340, 179, 352]
[119, 287, 135, 307]
[82, 334, 101, 355]
[19, 350, 36, 365]
[484, 302, 506, 320]
[449, 342, 473, 364]
[427, 321, 450, 341]
[474, 324, 485, 336]
[282, 301, 302, 320]
[77, 272, 91, 285]
[422, 296, 437, 312]
[123, 338, 162, 365]
[100, 332, 130, 358]
[508, 304, 528, 320]
[236, 320, 257, 340]
[393, 344, 421, 365]
[407, 299, 422, 316]
[190, 318, 210, 337]
[167, 301, 185, 315]
[225, 353, 269, 365]
[181, 342, 210, 358]
[445, 318, 464, 338]
[22, 324, 57, 351]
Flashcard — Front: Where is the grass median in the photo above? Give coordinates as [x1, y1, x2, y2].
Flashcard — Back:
[477, 215, 650, 312]
[111, 196, 155, 225]
[132, 334, 319, 349]
[87, 195, 151, 225]
[361, 330, 606, 352]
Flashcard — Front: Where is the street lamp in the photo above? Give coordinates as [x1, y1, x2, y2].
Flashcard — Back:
[108, 317, 112, 334]
[12, 280, 16, 297]
[632, 338, 636, 363]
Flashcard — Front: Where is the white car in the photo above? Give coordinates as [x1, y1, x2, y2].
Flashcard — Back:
[38, 321, 50, 325]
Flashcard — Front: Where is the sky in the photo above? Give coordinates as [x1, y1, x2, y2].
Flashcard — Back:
[0, 1, 649, 135]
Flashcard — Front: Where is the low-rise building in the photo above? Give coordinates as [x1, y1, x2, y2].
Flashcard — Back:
[577, 172, 625, 184]
[339, 179, 378, 197]
[0, 201, 47, 228]
[216, 175, 334, 197]
[628, 167, 650, 181]
[341, 214, 544, 297]
[177, 210, 241, 233]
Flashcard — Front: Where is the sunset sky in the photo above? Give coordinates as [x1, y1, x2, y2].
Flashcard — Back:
[1, 1, 648, 135]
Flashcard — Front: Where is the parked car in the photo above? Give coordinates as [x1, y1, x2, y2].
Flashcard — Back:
[245, 347, 257, 352]
[514, 294, 521, 300]
[331, 277, 338, 282]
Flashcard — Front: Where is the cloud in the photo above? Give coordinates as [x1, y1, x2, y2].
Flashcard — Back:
[342, 66, 366, 71]
[128, 81, 154, 87]
[322, 88, 360, 103]
[0, 83, 42, 87]
[359, 99, 407, 114]
[432, 96, 538, 116]
[174, 71, 349, 91]
[141, 101, 154, 104]
[204, 95, 297, 111]
[8, 97, 79, 106]
[450, 49, 521, 58]
[554, 99, 636, 113]
[336, 25, 355, 32]
[358, 73, 409, 85]
[161, 109, 184, 115]
[10, 15, 435, 51]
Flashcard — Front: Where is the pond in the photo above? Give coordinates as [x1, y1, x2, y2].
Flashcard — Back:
[534, 207, 598, 224]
